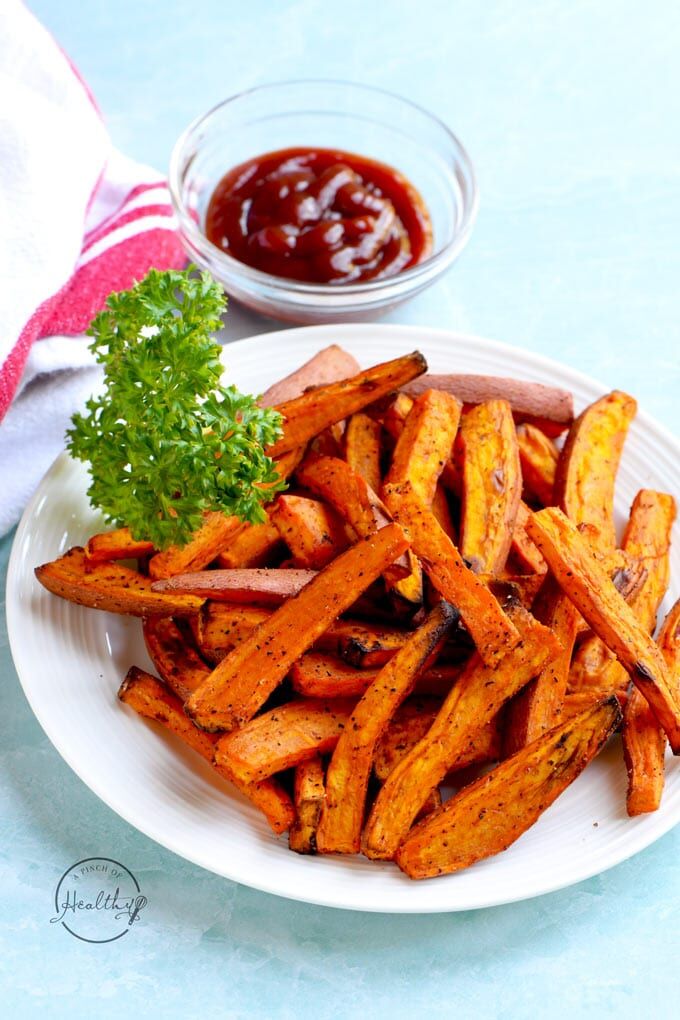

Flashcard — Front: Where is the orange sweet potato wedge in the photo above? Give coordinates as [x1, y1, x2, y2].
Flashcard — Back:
[152, 568, 316, 605]
[508, 501, 548, 575]
[185, 524, 409, 730]
[553, 390, 637, 551]
[382, 392, 415, 442]
[383, 389, 462, 506]
[396, 697, 621, 879]
[316, 602, 457, 854]
[215, 519, 284, 569]
[118, 667, 295, 835]
[516, 423, 558, 507]
[527, 506, 680, 751]
[259, 345, 360, 406]
[142, 616, 210, 700]
[269, 494, 349, 569]
[85, 527, 155, 564]
[35, 547, 204, 617]
[344, 412, 383, 494]
[383, 481, 520, 666]
[289, 756, 326, 854]
[364, 605, 560, 860]
[458, 400, 522, 575]
[290, 652, 460, 699]
[268, 351, 427, 457]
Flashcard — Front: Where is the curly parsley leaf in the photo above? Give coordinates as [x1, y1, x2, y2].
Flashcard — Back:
[66, 268, 284, 549]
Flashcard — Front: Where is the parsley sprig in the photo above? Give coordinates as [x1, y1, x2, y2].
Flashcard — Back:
[67, 268, 284, 549]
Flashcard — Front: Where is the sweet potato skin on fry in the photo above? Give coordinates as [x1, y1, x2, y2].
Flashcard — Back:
[289, 757, 326, 854]
[403, 374, 574, 430]
[118, 667, 295, 834]
[396, 697, 621, 879]
[527, 507, 680, 752]
[35, 547, 204, 617]
[553, 390, 637, 550]
[185, 524, 409, 731]
[259, 344, 360, 407]
[151, 568, 316, 605]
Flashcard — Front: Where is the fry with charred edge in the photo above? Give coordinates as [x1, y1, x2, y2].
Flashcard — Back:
[270, 494, 349, 569]
[259, 344, 360, 407]
[215, 519, 284, 569]
[553, 390, 637, 551]
[403, 374, 574, 430]
[384, 389, 462, 506]
[526, 506, 680, 751]
[516, 423, 558, 507]
[35, 547, 204, 617]
[508, 501, 548, 575]
[268, 351, 427, 457]
[214, 698, 356, 783]
[118, 667, 295, 835]
[185, 524, 409, 731]
[142, 617, 210, 700]
[344, 412, 383, 494]
[458, 400, 522, 576]
[364, 605, 560, 860]
[383, 481, 520, 666]
[86, 527, 155, 563]
[289, 757, 326, 854]
[316, 602, 457, 855]
[396, 697, 621, 879]
[290, 652, 460, 699]
[152, 568, 317, 605]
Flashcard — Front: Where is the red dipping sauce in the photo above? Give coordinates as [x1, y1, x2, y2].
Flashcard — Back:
[205, 147, 432, 285]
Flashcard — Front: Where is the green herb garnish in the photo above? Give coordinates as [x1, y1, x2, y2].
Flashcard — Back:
[67, 268, 284, 549]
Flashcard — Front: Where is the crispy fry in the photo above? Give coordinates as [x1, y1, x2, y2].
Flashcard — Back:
[458, 400, 522, 575]
[316, 603, 457, 854]
[85, 528, 155, 564]
[396, 697, 621, 878]
[215, 519, 284, 569]
[553, 390, 637, 550]
[142, 616, 210, 700]
[35, 547, 204, 617]
[344, 412, 383, 493]
[259, 345, 360, 406]
[516, 423, 558, 507]
[185, 524, 409, 730]
[384, 389, 461, 506]
[508, 501, 548, 575]
[152, 568, 316, 605]
[214, 698, 356, 783]
[118, 667, 295, 834]
[268, 351, 427, 457]
[289, 757, 326, 854]
[364, 605, 560, 859]
[270, 494, 349, 568]
[290, 652, 460, 699]
[527, 507, 680, 751]
[403, 374, 574, 431]
[383, 481, 520, 666]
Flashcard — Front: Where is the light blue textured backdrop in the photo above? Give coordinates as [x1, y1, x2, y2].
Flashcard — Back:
[2, 1, 680, 1015]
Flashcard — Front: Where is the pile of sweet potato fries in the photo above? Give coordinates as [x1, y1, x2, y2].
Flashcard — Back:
[36, 345, 680, 879]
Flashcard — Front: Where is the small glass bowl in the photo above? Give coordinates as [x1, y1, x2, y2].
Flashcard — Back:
[169, 81, 478, 324]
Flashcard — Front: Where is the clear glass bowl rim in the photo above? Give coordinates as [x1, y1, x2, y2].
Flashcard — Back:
[168, 79, 479, 297]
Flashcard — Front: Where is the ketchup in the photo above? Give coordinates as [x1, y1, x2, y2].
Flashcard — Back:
[205, 147, 432, 284]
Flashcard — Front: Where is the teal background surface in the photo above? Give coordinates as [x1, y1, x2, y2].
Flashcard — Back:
[2, 1, 680, 1015]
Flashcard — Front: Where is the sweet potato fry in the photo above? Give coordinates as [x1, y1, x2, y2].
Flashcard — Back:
[35, 547, 204, 617]
[344, 412, 383, 493]
[553, 390, 637, 550]
[508, 501, 548, 575]
[431, 483, 456, 541]
[289, 757, 326, 854]
[527, 507, 680, 751]
[259, 344, 360, 406]
[290, 652, 460, 699]
[270, 494, 349, 568]
[403, 374, 574, 432]
[268, 351, 427, 457]
[364, 605, 560, 859]
[85, 528, 155, 564]
[516, 423, 558, 507]
[152, 568, 316, 605]
[458, 400, 522, 575]
[382, 392, 414, 442]
[396, 697, 621, 878]
[142, 616, 210, 700]
[384, 389, 462, 505]
[335, 620, 411, 667]
[383, 481, 520, 666]
[118, 667, 295, 834]
[185, 524, 409, 730]
[215, 519, 284, 569]
[316, 603, 457, 854]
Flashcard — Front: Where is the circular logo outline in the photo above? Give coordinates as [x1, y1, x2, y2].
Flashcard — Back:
[51, 857, 146, 944]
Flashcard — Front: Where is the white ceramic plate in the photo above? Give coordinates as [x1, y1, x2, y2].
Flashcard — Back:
[7, 323, 680, 912]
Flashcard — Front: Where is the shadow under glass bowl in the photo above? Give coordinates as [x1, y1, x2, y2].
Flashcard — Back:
[169, 80, 478, 324]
